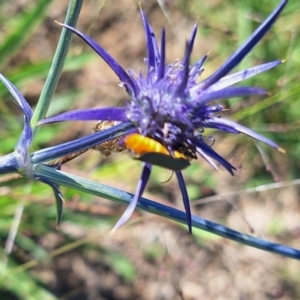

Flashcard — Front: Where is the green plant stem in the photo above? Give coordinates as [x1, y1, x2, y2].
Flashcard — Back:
[34, 164, 300, 260]
[31, 0, 83, 137]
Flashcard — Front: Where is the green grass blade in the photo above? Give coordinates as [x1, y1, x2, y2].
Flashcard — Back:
[0, 0, 51, 68]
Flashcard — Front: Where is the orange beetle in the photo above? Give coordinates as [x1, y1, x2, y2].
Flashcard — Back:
[124, 133, 190, 170]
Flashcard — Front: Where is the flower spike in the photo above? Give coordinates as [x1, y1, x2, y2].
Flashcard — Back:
[55, 21, 138, 97]
[39, 107, 126, 124]
[140, 9, 160, 78]
[158, 28, 166, 80]
[0, 73, 33, 172]
[0, 73, 33, 150]
[199, 0, 287, 91]
[111, 163, 152, 233]
[182, 24, 198, 67]
[174, 40, 194, 97]
[202, 60, 283, 93]
[197, 86, 267, 105]
[176, 171, 192, 233]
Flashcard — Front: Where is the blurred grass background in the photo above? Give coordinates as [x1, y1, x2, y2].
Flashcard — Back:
[0, 0, 300, 299]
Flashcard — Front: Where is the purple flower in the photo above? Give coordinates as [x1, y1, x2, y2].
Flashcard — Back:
[41, 0, 287, 233]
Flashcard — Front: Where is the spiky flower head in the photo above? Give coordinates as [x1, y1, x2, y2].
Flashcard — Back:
[41, 0, 287, 232]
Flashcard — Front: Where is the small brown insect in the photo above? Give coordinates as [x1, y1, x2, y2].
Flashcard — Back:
[53, 121, 126, 167]
[91, 120, 126, 156]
